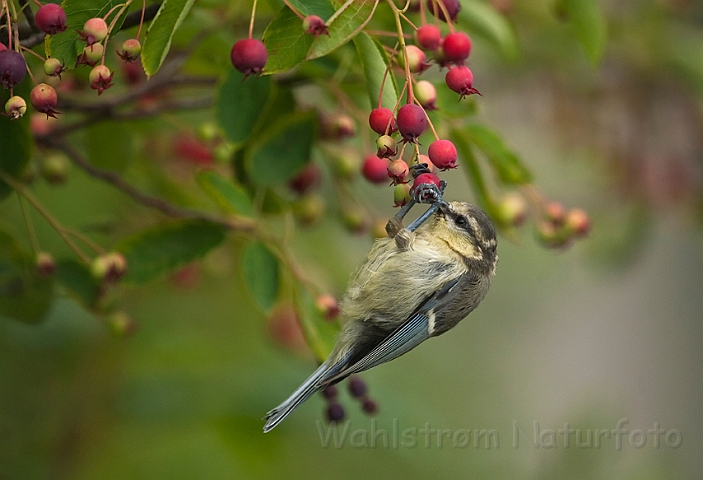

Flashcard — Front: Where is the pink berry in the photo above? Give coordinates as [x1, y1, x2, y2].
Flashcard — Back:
[0, 50, 27, 89]
[118, 39, 141, 62]
[4, 95, 27, 120]
[396, 104, 427, 143]
[81, 17, 108, 45]
[362, 155, 391, 184]
[89, 65, 113, 95]
[427, 0, 461, 22]
[565, 208, 591, 237]
[368, 107, 397, 135]
[414, 80, 437, 110]
[0, 43, 6, 51]
[415, 25, 441, 50]
[35, 4, 67, 35]
[230, 38, 267, 78]
[445, 66, 480, 98]
[303, 15, 329, 37]
[416, 154, 436, 172]
[401, 45, 430, 74]
[387, 159, 409, 184]
[30, 83, 59, 118]
[428, 139, 458, 170]
[315, 294, 340, 320]
[442, 32, 472, 64]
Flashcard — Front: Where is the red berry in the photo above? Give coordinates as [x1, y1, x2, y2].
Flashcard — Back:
[89, 65, 113, 95]
[412, 172, 442, 199]
[415, 25, 441, 50]
[288, 162, 321, 195]
[428, 139, 458, 170]
[387, 159, 409, 184]
[401, 45, 430, 74]
[396, 104, 427, 143]
[303, 15, 329, 37]
[118, 39, 141, 62]
[427, 0, 461, 22]
[362, 155, 391, 184]
[445, 66, 480, 98]
[442, 32, 472, 64]
[0, 43, 6, 51]
[30, 83, 59, 118]
[81, 18, 108, 45]
[35, 4, 67, 35]
[4, 95, 27, 120]
[415, 80, 437, 110]
[0, 50, 27, 89]
[368, 107, 397, 135]
[230, 38, 267, 78]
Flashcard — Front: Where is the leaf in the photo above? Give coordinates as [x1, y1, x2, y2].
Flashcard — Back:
[240, 241, 279, 313]
[451, 129, 496, 216]
[217, 69, 271, 146]
[286, 0, 336, 19]
[196, 170, 254, 217]
[0, 84, 32, 201]
[55, 259, 101, 309]
[353, 32, 398, 110]
[245, 112, 316, 186]
[85, 122, 133, 172]
[558, 0, 607, 66]
[293, 285, 339, 361]
[306, 0, 380, 60]
[46, 0, 126, 67]
[141, 0, 196, 77]
[117, 220, 227, 285]
[464, 124, 532, 185]
[0, 229, 53, 324]
[459, 0, 519, 61]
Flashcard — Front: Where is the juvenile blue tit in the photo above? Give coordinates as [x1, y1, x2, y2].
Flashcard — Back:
[263, 201, 497, 432]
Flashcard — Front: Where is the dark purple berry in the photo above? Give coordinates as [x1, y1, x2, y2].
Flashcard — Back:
[361, 398, 378, 415]
[230, 39, 267, 78]
[322, 385, 339, 400]
[427, 0, 461, 22]
[396, 104, 427, 143]
[326, 403, 345, 423]
[348, 376, 368, 398]
[0, 50, 27, 89]
[35, 4, 67, 35]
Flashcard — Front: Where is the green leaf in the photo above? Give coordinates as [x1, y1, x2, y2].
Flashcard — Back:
[262, 7, 315, 75]
[451, 129, 496, 216]
[55, 259, 101, 309]
[0, 229, 53, 324]
[141, 0, 196, 77]
[558, 0, 607, 66]
[353, 32, 398, 110]
[85, 122, 133, 172]
[240, 241, 279, 313]
[464, 124, 532, 185]
[196, 170, 254, 217]
[293, 285, 339, 361]
[217, 69, 271, 146]
[246, 112, 316, 186]
[286, 0, 336, 18]
[459, 0, 519, 60]
[306, 0, 380, 61]
[117, 220, 227, 284]
[46, 0, 126, 67]
[0, 86, 32, 201]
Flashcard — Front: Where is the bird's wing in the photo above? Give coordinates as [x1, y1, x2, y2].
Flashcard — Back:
[321, 275, 466, 384]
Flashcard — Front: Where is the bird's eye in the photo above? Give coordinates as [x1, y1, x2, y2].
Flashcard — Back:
[455, 216, 468, 227]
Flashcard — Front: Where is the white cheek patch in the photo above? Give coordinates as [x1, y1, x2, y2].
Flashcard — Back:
[427, 310, 436, 335]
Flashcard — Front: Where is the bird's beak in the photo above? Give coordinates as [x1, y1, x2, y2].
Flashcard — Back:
[438, 201, 451, 217]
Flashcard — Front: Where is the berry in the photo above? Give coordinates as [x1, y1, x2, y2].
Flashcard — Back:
[106, 311, 137, 337]
[368, 107, 397, 135]
[442, 32, 472, 64]
[330, 113, 356, 138]
[348, 376, 368, 398]
[396, 104, 427, 143]
[415, 80, 437, 110]
[4, 95, 27, 120]
[0, 43, 6, 51]
[0, 50, 27, 89]
[415, 25, 441, 50]
[174, 136, 213, 165]
[393, 183, 411, 207]
[412, 172, 442, 200]
[303, 15, 329, 37]
[362, 398, 378, 415]
[40, 153, 69, 184]
[544, 201, 566, 226]
[496, 192, 527, 227]
[362, 154, 391, 184]
[416, 154, 436, 172]
[81, 18, 108, 45]
[35, 252, 56, 277]
[91, 252, 127, 283]
[428, 139, 458, 170]
[387, 159, 409, 184]
[267, 304, 307, 352]
[89, 65, 113, 95]
[289, 162, 321, 195]
[30, 83, 59, 118]
[326, 403, 345, 423]
[331, 146, 359, 180]
[316, 294, 340, 320]
[292, 194, 325, 226]
[445, 66, 480, 98]
[118, 39, 141, 62]
[43, 57, 65, 77]
[341, 206, 368, 234]
[427, 0, 461, 22]
[230, 38, 267, 78]
[565, 208, 591, 237]
[322, 385, 339, 400]
[401, 45, 430, 74]
[35, 4, 67, 35]
[375, 135, 397, 158]
[81, 43, 104, 66]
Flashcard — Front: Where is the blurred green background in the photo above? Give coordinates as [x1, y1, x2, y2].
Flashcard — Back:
[3, 0, 703, 479]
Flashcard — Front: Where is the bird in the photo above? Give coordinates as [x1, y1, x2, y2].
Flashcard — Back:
[263, 201, 497, 432]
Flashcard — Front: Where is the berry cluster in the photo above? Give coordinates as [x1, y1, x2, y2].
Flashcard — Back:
[321, 375, 378, 425]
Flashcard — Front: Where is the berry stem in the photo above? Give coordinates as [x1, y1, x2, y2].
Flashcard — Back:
[280, 0, 305, 20]
[3, 0, 14, 49]
[398, 12, 418, 31]
[17, 192, 40, 255]
[431, 0, 456, 33]
[387, 0, 414, 104]
[102, 1, 133, 64]
[377, 42, 398, 109]
[419, 0, 427, 24]
[410, 83, 439, 140]
[136, 0, 146, 39]
[248, 0, 259, 39]
[327, 0, 355, 26]
[20, 45, 45, 62]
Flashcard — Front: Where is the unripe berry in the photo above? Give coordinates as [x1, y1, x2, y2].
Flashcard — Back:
[496, 192, 528, 227]
[40, 153, 69, 184]
[445, 65, 480, 98]
[442, 32, 472, 64]
[106, 311, 137, 337]
[397, 104, 427, 143]
[35, 252, 56, 277]
[341, 206, 368, 234]
[43, 57, 64, 77]
[35, 4, 67, 35]
[428, 139, 458, 170]
[414, 80, 437, 110]
[331, 147, 359, 180]
[81, 17, 108, 45]
[348, 376, 368, 398]
[303, 15, 329, 37]
[393, 183, 411, 207]
[536, 220, 569, 248]
[388, 159, 409, 185]
[362, 154, 391, 184]
[230, 38, 267, 78]
[543, 201, 566, 226]
[565, 208, 591, 237]
[415, 25, 441, 50]
[375, 135, 397, 158]
[30, 83, 59, 118]
[288, 162, 321, 195]
[400, 45, 430, 74]
[91, 252, 127, 283]
[330, 113, 356, 138]
[427, 0, 461, 22]
[89, 65, 113, 95]
[118, 39, 141, 62]
[368, 107, 397, 135]
[316, 294, 340, 320]
[326, 403, 345, 423]
[82, 43, 103, 66]
[4, 95, 26, 120]
[0, 50, 27, 89]
[292, 194, 325, 226]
